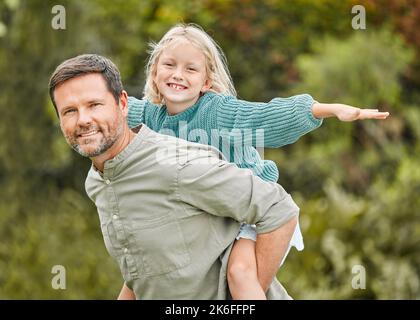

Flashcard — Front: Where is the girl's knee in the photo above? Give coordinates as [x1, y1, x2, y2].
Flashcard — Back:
[227, 258, 257, 285]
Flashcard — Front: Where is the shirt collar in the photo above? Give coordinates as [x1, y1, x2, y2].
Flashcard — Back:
[90, 124, 152, 175]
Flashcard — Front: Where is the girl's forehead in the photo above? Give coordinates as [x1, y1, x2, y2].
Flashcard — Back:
[165, 38, 196, 50]
[160, 39, 206, 61]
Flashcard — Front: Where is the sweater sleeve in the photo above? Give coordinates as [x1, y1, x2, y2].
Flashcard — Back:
[177, 150, 299, 234]
[216, 94, 323, 148]
[127, 96, 146, 129]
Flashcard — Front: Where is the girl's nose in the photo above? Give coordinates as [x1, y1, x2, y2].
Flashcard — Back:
[172, 67, 184, 80]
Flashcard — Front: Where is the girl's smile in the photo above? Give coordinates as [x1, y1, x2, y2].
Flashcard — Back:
[167, 82, 188, 91]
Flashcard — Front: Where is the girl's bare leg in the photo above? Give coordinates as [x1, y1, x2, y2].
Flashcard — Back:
[227, 238, 266, 300]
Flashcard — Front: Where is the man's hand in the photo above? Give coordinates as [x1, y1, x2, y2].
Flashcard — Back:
[312, 102, 390, 121]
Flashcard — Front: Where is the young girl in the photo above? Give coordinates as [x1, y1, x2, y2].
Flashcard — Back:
[125, 23, 389, 299]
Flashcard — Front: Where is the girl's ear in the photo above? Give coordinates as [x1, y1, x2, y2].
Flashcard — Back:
[201, 78, 212, 92]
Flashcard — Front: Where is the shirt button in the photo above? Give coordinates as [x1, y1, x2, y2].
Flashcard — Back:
[124, 248, 128, 254]
[105, 179, 111, 185]
[112, 214, 118, 220]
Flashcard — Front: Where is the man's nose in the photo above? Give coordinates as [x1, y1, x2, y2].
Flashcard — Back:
[77, 108, 93, 126]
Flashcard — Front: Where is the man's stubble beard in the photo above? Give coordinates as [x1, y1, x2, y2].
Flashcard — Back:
[69, 118, 124, 158]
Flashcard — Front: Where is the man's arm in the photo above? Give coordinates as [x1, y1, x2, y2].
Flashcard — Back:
[178, 153, 299, 233]
[177, 152, 299, 291]
[117, 283, 136, 300]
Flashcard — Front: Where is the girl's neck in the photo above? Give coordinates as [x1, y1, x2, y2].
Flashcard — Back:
[165, 96, 201, 116]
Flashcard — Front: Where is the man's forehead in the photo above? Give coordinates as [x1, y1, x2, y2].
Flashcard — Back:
[57, 73, 107, 91]
[54, 73, 110, 105]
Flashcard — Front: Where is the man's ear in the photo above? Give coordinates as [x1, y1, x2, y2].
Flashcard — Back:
[119, 90, 129, 116]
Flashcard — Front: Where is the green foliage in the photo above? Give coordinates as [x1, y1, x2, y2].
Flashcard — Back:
[0, 0, 418, 299]
[0, 189, 121, 299]
[274, 27, 419, 299]
[295, 28, 414, 107]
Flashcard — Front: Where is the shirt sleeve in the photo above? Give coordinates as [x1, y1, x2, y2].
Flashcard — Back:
[216, 94, 323, 148]
[127, 96, 146, 129]
[177, 149, 299, 234]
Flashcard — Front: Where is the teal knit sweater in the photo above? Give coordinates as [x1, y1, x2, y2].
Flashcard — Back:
[127, 92, 322, 182]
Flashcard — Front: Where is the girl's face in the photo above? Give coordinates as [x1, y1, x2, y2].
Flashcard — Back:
[154, 40, 211, 114]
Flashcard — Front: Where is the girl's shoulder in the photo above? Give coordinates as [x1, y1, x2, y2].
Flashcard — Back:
[199, 91, 236, 109]
[142, 98, 161, 109]
[192, 92, 238, 129]
[127, 96, 166, 128]
[128, 96, 163, 110]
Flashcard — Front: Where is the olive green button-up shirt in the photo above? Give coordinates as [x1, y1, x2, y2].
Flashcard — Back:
[85, 125, 299, 299]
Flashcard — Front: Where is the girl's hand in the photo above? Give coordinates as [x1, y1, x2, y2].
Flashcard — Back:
[334, 104, 390, 121]
[312, 102, 390, 121]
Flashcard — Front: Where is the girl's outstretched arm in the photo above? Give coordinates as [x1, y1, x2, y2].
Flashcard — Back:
[215, 94, 389, 148]
[216, 93, 322, 148]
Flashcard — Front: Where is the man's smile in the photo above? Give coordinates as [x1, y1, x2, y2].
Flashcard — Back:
[76, 130, 100, 141]
[77, 129, 100, 138]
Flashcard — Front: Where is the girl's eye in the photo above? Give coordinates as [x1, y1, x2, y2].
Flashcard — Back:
[164, 63, 173, 66]
[187, 67, 196, 71]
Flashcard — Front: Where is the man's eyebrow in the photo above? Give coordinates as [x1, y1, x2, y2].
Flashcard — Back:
[86, 99, 105, 104]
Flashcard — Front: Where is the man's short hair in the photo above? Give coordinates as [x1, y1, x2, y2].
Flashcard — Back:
[48, 54, 123, 116]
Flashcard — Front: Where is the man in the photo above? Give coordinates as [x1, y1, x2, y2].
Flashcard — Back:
[49, 54, 299, 299]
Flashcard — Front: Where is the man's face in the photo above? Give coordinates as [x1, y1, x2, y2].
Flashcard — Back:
[54, 73, 126, 158]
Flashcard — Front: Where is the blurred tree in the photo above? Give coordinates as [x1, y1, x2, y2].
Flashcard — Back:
[0, 0, 121, 298]
[0, 0, 418, 299]
[274, 28, 419, 299]
[289, 28, 413, 194]
[357, 0, 420, 102]
[201, 0, 358, 100]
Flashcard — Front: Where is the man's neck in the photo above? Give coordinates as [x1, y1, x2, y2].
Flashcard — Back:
[92, 127, 136, 173]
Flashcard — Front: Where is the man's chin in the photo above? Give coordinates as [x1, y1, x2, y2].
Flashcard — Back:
[72, 144, 106, 158]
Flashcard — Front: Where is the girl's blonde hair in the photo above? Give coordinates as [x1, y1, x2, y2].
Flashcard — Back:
[144, 23, 236, 104]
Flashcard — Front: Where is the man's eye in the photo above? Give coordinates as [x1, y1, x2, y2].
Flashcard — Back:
[90, 103, 101, 107]
[64, 109, 75, 115]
